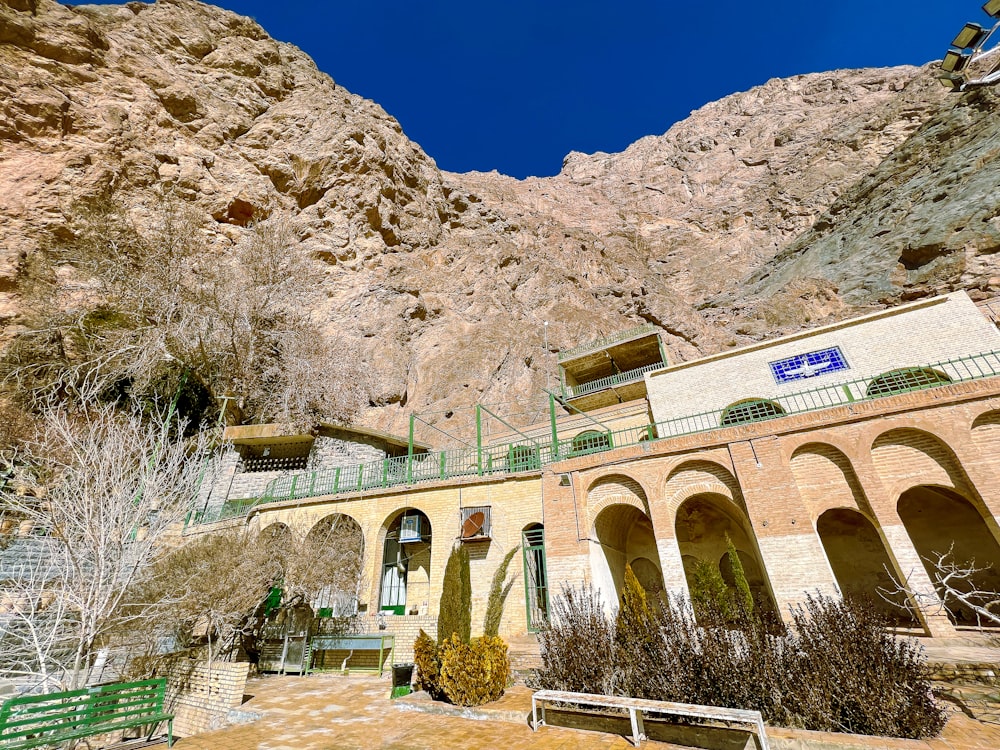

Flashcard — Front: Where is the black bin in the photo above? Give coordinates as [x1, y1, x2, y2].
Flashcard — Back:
[391, 663, 414, 698]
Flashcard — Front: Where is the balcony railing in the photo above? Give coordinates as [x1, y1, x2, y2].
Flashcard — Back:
[564, 360, 666, 398]
[558, 324, 659, 362]
[187, 349, 1000, 525]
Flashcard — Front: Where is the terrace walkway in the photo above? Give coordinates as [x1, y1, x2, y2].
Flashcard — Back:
[173, 672, 1000, 750]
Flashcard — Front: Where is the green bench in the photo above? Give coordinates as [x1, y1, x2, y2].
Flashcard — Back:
[0, 678, 174, 749]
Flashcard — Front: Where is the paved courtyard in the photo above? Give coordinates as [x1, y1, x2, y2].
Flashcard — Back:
[172, 673, 1000, 750]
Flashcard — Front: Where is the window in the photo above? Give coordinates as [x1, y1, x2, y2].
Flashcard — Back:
[570, 430, 612, 456]
[460, 506, 492, 541]
[865, 368, 952, 399]
[720, 399, 785, 427]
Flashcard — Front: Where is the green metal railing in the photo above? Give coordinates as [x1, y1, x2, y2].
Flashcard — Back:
[558, 323, 659, 362]
[189, 349, 1000, 524]
[565, 360, 667, 397]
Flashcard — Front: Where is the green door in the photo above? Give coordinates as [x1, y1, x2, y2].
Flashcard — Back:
[522, 526, 549, 632]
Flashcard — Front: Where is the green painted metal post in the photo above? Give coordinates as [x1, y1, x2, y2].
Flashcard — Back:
[843, 385, 855, 402]
[440, 450, 446, 479]
[358, 464, 364, 491]
[549, 393, 559, 460]
[407, 414, 415, 484]
[334, 467, 341, 494]
[476, 405, 483, 476]
[559, 366, 567, 399]
[289, 475, 297, 499]
[657, 333, 669, 366]
[382, 459, 389, 487]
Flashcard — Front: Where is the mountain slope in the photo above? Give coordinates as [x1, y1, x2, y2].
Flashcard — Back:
[1, 0, 996, 436]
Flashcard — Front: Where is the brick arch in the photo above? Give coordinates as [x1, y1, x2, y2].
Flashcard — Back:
[870, 427, 970, 501]
[662, 460, 746, 517]
[789, 442, 874, 521]
[587, 473, 651, 520]
[971, 409, 1000, 459]
[306, 512, 365, 557]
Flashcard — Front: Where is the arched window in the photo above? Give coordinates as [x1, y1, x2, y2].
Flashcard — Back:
[865, 368, 952, 399]
[720, 398, 785, 427]
[571, 430, 611, 455]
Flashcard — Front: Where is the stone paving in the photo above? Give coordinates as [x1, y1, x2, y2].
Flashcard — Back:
[174, 673, 1000, 750]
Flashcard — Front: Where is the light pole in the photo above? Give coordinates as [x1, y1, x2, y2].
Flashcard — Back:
[939, 2, 1000, 91]
[543, 321, 550, 391]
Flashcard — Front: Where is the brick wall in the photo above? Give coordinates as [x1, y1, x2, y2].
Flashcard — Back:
[159, 659, 250, 738]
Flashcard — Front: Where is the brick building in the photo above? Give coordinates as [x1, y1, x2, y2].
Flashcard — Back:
[194, 290, 1000, 654]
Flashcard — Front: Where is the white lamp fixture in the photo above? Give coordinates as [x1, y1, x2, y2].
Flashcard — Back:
[941, 4, 1000, 91]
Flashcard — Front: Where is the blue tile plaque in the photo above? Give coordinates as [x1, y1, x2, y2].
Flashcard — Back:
[769, 347, 849, 384]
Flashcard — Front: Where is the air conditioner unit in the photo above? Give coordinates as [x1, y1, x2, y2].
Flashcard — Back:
[399, 514, 423, 543]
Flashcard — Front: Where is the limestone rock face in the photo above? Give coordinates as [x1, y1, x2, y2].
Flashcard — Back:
[1, 0, 997, 435]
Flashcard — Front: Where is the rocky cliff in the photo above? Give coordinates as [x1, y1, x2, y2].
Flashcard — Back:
[1, 0, 997, 435]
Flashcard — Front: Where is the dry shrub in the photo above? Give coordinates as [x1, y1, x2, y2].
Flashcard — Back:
[438, 634, 510, 707]
[532, 584, 614, 695]
[535, 585, 945, 739]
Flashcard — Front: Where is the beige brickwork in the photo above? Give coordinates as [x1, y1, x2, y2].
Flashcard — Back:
[226, 299, 1000, 641]
[646, 291, 1000, 423]
[161, 660, 250, 738]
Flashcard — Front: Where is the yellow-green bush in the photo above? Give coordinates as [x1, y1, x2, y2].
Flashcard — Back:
[438, 634, 510, 706]
[413, 628, 444, 700]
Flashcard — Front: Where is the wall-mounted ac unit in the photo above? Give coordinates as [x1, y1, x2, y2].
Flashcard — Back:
[399, 514, 423, 543]
[460, 506, 492, 541]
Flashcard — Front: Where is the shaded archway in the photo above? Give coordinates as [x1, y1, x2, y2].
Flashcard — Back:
[304, 513, 365, 617]
[816, 508, 916, 624]
[720, 398, 785, 427]
[675, 493, 777, 616]
[898, 486, 1000, 625]
[378, 509, 432, 616]
[591, 504, 664, 609]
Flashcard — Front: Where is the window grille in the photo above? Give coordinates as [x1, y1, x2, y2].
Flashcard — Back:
[865, 368, 952, 398]
[460, 506, 492, 540]
[720, 399, 785, 427]
[571, 431, 612, 455]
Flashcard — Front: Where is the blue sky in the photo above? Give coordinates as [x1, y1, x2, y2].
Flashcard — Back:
[79, 1, 979, 177]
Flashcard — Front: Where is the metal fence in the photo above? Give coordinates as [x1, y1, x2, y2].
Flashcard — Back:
[189, 349, 1000, 524]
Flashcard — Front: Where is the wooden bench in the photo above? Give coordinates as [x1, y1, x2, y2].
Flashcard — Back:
[531, 689, 770, 750]
[0, 679, 174, 749]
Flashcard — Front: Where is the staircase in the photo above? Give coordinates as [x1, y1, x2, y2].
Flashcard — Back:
[924, 635, 1000, 724]
[506, 632, 542, 678]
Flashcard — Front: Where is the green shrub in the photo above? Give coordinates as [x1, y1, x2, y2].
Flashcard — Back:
[689, 557, 732, 623]
[725, 534, 754, 614]
[437, 544, 471, 644]
[483, 546, 519, 638]
[439, 633, 510, 706]
[413, 628, 444, 699]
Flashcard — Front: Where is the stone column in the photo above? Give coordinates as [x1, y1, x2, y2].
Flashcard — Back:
[851, 454, 956, 637]
[728, 439, 839, 620]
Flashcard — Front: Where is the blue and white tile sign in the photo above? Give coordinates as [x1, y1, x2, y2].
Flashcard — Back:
[769, 347, 849, 384]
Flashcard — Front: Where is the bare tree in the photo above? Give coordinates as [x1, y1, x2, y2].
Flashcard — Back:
[128, 517, 366, 676]
[2, 193, 370, 429]
[0, 402, 209, 690]
[879, 546, 1000, 628]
